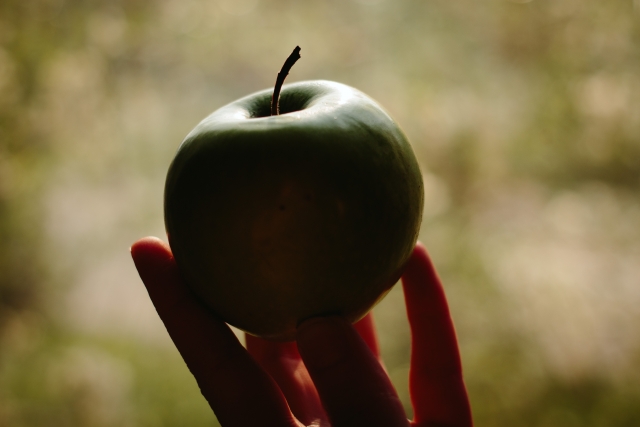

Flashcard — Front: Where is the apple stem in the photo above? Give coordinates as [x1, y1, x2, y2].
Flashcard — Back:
[271, 46, 301, 116]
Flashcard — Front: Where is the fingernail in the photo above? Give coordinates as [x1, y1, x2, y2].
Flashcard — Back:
[296, 316, 350, 369]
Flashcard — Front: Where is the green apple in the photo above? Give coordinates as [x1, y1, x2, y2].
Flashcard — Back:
[164, 80, 423, 341]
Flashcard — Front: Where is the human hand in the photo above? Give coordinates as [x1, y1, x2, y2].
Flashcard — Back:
[131, 237, 472, 427]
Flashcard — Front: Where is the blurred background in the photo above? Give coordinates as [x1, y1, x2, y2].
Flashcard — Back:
[1, 0, 640, 425]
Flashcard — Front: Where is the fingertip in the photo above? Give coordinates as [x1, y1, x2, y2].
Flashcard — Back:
[414, 241, 428, 259]
[405, 241, 430, 270]
[403, 243, 440, 296]
[131, 237, 173, 267]
[131, 236, 169, 255]
[130, 237, 182, 300]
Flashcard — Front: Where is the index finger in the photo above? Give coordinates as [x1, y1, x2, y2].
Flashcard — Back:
[401, 243, 472, 427]
[131, 237, 298, 427]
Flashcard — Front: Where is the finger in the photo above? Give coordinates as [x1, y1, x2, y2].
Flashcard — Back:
[297, 316, 408, 427]
[246, 334, 300, 361]
[131, 237, 299, 427]
[353, 313, 381, 360]
[401, 242, 472, 427]
[246, 335, 326, 425]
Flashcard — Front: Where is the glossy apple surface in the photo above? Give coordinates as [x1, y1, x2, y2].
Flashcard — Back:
[164, 80, 423, 341]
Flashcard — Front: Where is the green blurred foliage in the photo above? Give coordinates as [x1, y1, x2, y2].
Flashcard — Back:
[1, 0, 640, 426]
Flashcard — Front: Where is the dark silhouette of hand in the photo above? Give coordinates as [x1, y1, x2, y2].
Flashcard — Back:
[131, 237, 472, 427]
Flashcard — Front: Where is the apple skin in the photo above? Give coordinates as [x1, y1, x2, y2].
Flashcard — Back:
[164, 80, 423, 341]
